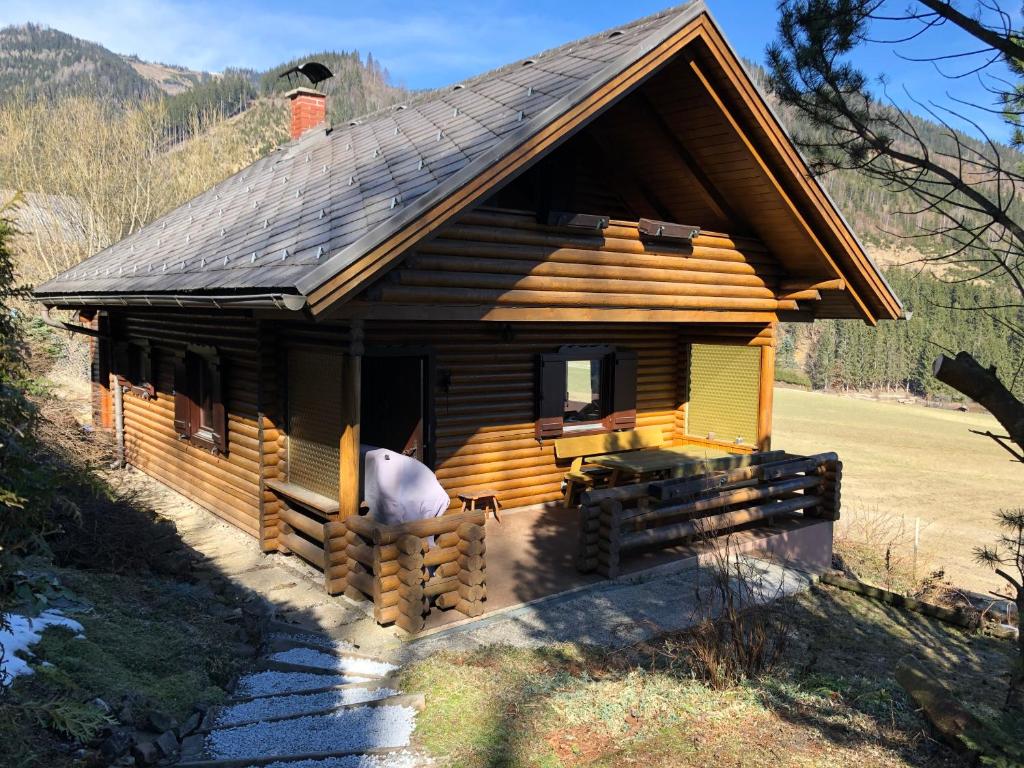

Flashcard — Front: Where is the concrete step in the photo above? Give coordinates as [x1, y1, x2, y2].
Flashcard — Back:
[210, 690, 419, 730]
[260, 648, 396, 678]
[233, 671, 389, 699]
[266, 630, 361, 654]
[187, 704, 418, 764]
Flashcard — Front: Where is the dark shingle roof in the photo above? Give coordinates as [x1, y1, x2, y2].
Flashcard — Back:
[37, 3, 704, 303]
[36, 3, 700, 301]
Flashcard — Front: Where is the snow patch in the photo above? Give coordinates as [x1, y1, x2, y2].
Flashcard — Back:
[0, 610, 84, 685]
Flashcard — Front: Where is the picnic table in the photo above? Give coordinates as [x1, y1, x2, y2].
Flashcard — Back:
[589, 445, 735, 487]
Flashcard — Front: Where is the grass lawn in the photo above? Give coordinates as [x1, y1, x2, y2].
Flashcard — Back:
[403, 584, 1020, 768]
[772, 388, 1020, 593]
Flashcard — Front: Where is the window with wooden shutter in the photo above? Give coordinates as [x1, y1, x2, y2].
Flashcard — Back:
[173, 347, 227, 453]
[534, 346, 638, 438]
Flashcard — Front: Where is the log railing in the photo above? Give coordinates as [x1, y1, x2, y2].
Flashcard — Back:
[337, 510, 487, 633]
[266, 476, 487, 633]
[577, 451, 841, 578]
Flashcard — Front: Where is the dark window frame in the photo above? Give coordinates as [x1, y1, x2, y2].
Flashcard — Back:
[173, 345, 227, 454]
[535, 345, 638, 439]
[113, 339, 155, 399]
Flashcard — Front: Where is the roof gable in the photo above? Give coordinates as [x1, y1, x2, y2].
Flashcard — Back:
[35, 2, 901, 323]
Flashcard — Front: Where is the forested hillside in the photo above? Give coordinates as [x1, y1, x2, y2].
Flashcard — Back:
[0, 24, 166, 103]
[777, 269, 1024, 399]
[747, 64, 1024, 401]
[259, 51, 404, 124]
[0, 25, 405, 139]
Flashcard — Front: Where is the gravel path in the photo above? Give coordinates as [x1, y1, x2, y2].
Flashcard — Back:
[235, 671, 377, 698]
[191, 629, 424, 766]
[257, 752, 423, 768]
[216, 687, 400, 727]
[268, 647, 396, 677]
[270, 631, 360, 653]
[207, 705, 417, 760]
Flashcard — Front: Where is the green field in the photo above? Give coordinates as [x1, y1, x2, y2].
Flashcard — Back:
[773, 387, 1020, 593]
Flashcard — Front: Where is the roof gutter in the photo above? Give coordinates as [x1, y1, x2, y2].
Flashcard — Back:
[34, 292, 308, 311]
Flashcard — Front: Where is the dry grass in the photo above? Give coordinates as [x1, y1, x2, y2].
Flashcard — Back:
[773, 387, 1020, 593]
[403, 584, 1019, 767]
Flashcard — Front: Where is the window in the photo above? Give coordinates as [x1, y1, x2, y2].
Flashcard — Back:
[174, 347, 226, 453]
[113, 340, 154, 398]
[564, 357, 603, 426]
[535, 346, 637, 439]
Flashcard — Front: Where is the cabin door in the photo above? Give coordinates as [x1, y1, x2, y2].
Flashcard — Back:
[360, 353, 432, 466]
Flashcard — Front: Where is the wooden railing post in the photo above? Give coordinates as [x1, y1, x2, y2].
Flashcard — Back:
[395, 534, 426, 633]
[814, 458, 842, 521]
[757, 330, 776, 452]
[455, 523, 486, 617]
[576, 500, 601, 573]
[339, 320, 362, 521]
[597, 499, 623, 578]
[324, 520, 348, 595]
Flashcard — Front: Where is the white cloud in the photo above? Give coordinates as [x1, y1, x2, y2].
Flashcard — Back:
[0, 0, 583, 88]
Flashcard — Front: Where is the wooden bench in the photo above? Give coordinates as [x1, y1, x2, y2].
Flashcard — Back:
[554, 425, 664, 507]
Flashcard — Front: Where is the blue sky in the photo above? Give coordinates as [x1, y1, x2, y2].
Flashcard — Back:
[1, 0, 1018, 141]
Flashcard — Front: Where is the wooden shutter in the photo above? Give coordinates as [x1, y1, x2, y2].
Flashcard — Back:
[535, 352, 566, 439]
[607, 349, 638, 430]
[209, 355, 227, 454]
[173, 357, 189, 438]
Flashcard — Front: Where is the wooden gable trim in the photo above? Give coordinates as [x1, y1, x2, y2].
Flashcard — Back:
[685, 56, 875, 325]
[304, 14, 708, 317]
[693, 18, 902, 321]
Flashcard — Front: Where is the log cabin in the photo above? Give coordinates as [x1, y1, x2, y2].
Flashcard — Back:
[35, 2, 901, 633]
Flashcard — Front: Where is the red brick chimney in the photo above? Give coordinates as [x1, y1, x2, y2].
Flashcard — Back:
[287, 87, 327, 140]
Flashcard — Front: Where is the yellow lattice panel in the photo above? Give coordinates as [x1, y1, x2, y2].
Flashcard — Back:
[686, 343, 760, 446]
[287, 349, 342, 499]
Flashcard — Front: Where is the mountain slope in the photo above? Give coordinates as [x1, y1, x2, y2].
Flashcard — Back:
[123, 56, 208, 96]
[0, 24, 163, 103]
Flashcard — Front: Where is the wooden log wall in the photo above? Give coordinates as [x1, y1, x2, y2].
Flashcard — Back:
[366, 321, 681, 510]
[114, 311, 265, 537]
[362, 208, 801, 317]
[364, 319, 773, 511]
[259, 324, 284, 552]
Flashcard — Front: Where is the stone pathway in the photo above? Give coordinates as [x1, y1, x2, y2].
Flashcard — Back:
[178, 627, 426, 767]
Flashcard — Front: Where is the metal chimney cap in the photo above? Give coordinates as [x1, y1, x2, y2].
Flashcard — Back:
[278, 61, 334, 88]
